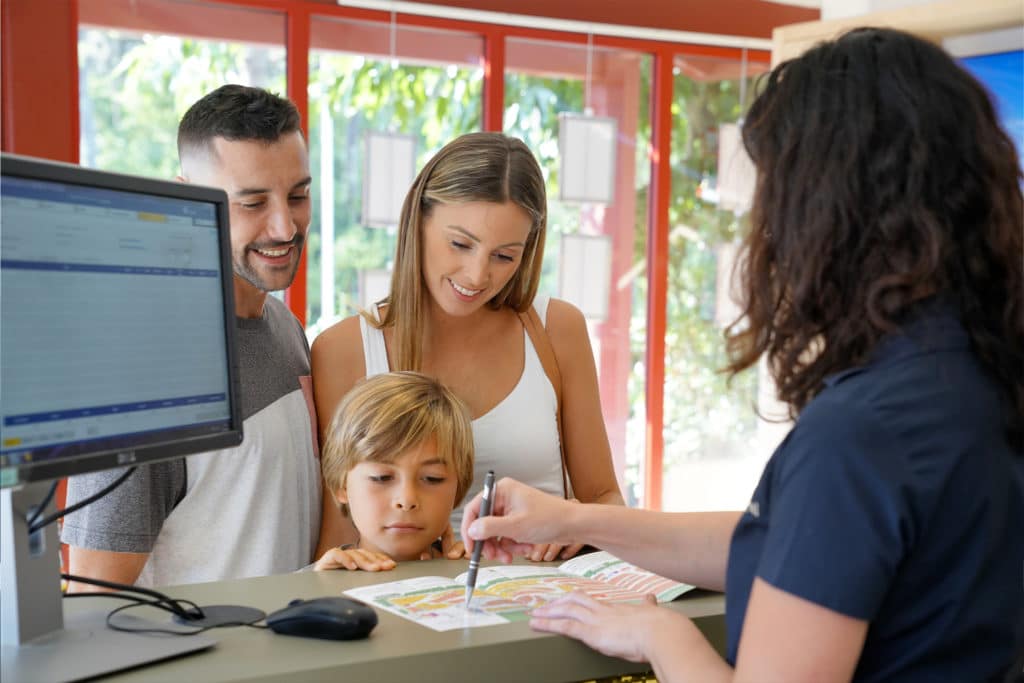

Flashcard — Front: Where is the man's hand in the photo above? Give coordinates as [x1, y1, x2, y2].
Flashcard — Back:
[313, 547, 396, 571]
[461, 478, 578, 563]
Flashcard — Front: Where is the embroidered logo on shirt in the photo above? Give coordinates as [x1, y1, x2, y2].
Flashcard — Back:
[747, 501, 760, 518]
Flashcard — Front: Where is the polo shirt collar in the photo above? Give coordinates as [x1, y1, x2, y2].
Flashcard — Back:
[823, 300, 968, 388]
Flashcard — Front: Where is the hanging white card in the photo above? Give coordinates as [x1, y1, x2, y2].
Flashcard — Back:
[717, 123, 756, 214]
[358, 268, 392, 310]
[363, 132, 415, 228]
[558, 113, 617, 204]
[714, 241, 743, 330]
[559, 233, 612, 322]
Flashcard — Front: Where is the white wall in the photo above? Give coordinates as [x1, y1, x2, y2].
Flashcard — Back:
[821, 0, 929, 20]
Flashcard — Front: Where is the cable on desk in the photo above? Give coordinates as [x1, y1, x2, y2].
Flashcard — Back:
[65, 590, 267, 636]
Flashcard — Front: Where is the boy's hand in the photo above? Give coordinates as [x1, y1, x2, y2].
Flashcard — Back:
[313, 546, 396, 571]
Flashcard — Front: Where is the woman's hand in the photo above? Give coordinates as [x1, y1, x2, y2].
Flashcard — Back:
[421, 536, 466, 560]
[437, 524, 468, 559]
[526, 542, 586, 562]
[461, 478, 579, 563]
[313, 546, 396, 572]
[527, 498, 584, 561]
[442, 539, 466, 559]
[529, 592, 672, 663]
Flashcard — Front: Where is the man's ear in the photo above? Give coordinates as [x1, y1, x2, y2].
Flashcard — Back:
[334, 486, 348, 505]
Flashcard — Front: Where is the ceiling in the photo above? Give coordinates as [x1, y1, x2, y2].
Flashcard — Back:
[397, 0, 820, 39]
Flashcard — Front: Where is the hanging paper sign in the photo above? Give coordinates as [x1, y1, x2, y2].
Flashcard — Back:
[363, 131, 416, 228]
[559, 233, 612, 322]
[558, 113, 617, 205]
[717, 123, 756, 214]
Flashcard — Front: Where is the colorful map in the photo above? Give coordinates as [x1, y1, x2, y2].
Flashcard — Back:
[344, 551, 695, 632]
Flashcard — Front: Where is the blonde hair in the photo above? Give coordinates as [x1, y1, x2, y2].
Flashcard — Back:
[321, 372, 474, 507]
[370, 132, 547, 371]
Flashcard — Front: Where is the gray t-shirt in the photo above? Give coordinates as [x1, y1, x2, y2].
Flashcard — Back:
[61, 297, 321, 585]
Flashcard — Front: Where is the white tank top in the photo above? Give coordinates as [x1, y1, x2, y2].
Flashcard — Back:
[359, 296, 563, 534]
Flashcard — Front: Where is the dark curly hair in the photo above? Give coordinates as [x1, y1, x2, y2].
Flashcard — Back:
[726, 27, 1024, 449]
[177, 84, 301, 159]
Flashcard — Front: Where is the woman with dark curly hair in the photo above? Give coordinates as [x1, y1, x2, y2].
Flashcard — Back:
[461, 27, 1023, 682]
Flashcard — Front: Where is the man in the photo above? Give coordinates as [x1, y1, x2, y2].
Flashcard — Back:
[62, 85, 321, 588]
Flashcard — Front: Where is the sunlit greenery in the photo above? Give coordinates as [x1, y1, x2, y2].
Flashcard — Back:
[78, 30, 285, 177]
[661, 71, 760, 469]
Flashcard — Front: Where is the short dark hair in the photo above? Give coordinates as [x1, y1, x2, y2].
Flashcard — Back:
[726, 27, 1023, 447]
[177, 84, 301, 159]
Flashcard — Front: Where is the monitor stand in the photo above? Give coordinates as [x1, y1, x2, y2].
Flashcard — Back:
[1, 484, 216, 683]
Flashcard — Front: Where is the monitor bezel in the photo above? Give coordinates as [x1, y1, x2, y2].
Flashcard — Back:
[0, 153, 244, 488]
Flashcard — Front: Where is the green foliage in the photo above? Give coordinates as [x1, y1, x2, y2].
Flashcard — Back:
[78, 30, 285, 178]
[657, 73, 759, 467]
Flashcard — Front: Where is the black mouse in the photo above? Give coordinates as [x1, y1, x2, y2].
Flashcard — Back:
[265, 597, 378, 641]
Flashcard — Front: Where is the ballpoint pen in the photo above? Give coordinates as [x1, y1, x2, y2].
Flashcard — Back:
[464, 470, 495, 609]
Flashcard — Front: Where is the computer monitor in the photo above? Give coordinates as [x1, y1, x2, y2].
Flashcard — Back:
[945, 27, 1024, 167]
[0, 153, 243, 682]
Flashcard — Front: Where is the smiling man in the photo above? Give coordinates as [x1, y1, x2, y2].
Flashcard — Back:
[62, 86, 322, 588]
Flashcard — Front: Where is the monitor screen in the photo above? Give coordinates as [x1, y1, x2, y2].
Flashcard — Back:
[960, 49, 1024, 165]
[946, 28, 1024, 170]
[0, 154, 242, 487]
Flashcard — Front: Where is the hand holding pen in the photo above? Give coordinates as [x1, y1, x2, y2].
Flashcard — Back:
[464, 470, 495, 608]
[461, 477, 575, 565]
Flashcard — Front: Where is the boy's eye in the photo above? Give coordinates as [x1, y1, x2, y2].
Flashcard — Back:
[368, 474, 393, 483]
[240, 201, 265, 209]
[288, 194, 309, 203]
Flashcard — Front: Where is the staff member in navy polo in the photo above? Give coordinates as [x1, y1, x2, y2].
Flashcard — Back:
[461, 27, 1024, 683]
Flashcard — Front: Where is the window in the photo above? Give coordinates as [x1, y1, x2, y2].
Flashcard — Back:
[504, 37, 653, 503]
[78, 0, 286, 179]
[306, 17, 484, 334]
[662, 52, 775, 511]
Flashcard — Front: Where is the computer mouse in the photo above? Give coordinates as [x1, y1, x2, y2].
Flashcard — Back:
[265, 597, 378, 641]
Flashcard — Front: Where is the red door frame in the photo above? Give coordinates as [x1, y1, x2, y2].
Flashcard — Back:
[2, 0, 769, 510]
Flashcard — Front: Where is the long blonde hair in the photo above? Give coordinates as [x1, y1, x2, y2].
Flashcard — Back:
[369, 132, 547, 371]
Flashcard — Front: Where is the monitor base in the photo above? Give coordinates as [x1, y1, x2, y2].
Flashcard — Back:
[1, 608, 215, 683]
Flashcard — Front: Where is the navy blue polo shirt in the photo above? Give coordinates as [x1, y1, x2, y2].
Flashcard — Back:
[725, 307, 1024, 681]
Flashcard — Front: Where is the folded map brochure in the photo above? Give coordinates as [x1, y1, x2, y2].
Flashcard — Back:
[343, 550, 695, 631]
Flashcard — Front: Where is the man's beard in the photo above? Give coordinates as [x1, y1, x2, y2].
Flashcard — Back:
[234, 235, 305, 292]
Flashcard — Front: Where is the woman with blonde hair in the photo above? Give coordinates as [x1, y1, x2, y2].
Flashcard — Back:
[312, 132, 623, 562]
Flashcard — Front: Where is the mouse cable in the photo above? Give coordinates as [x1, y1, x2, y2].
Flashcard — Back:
[27, 466, 137, 534]
[62, 572, 198, 620]
[101, 599, 268, 636]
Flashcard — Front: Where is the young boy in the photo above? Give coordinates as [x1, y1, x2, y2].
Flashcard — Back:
[314, 372, 474, 571]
